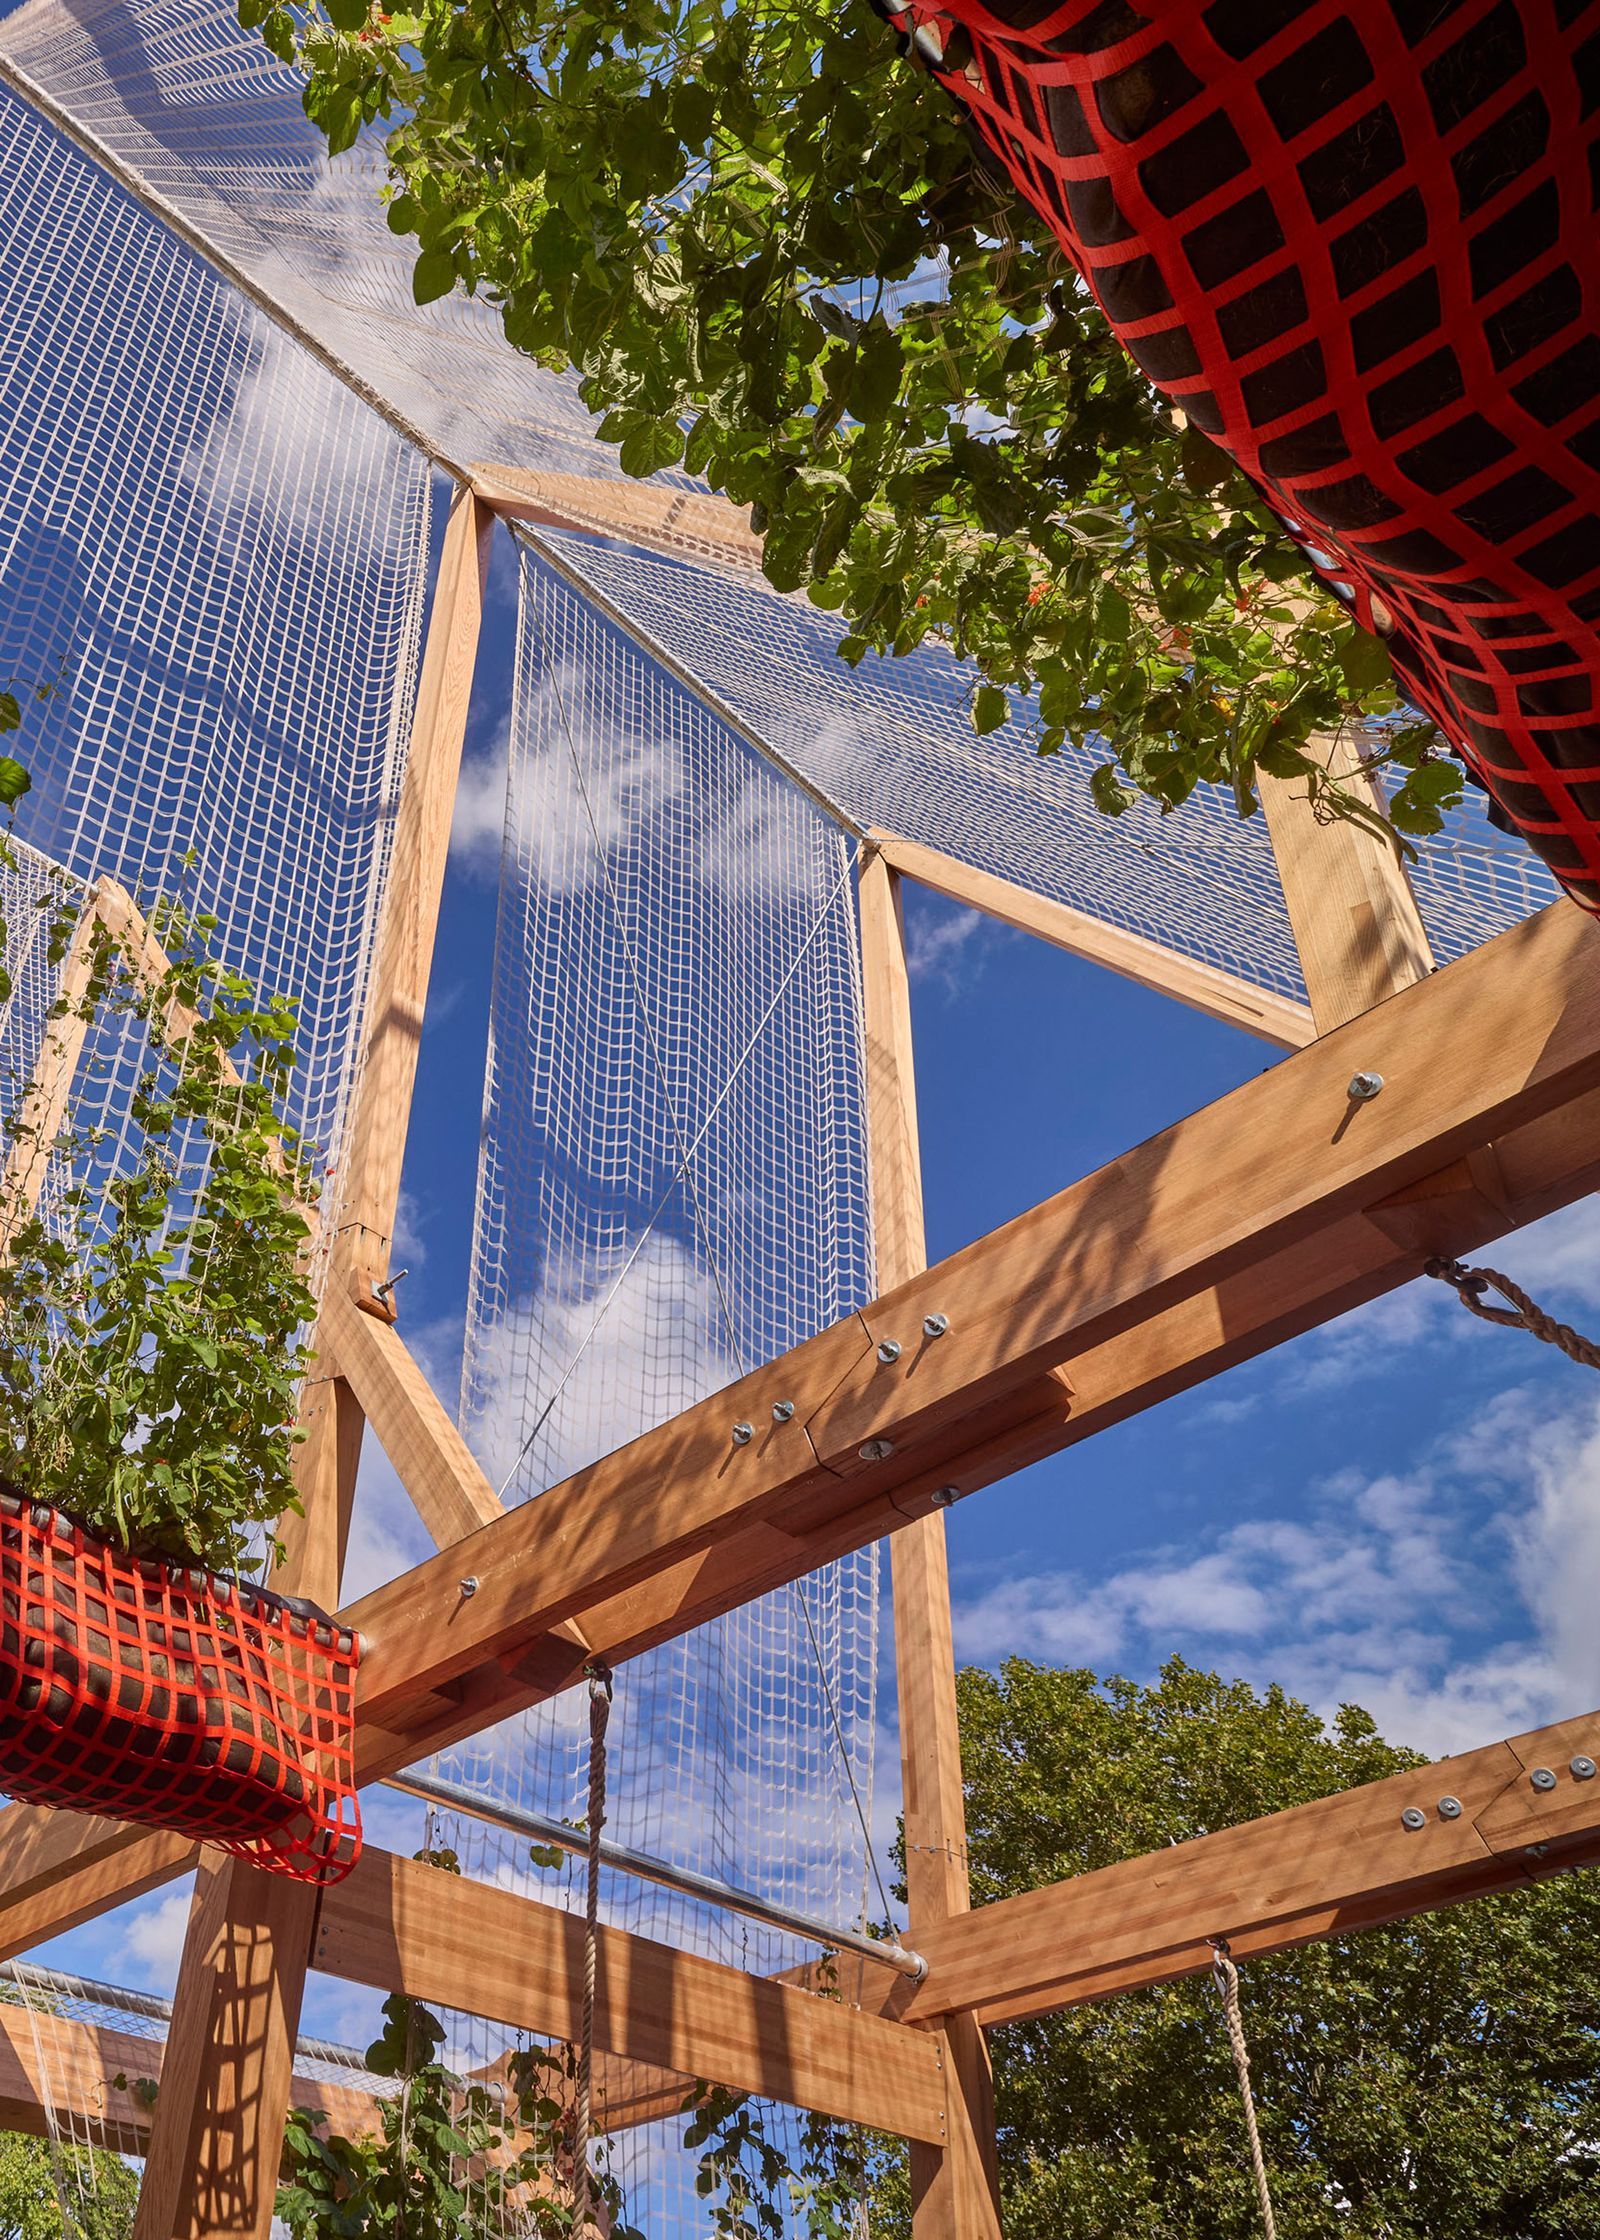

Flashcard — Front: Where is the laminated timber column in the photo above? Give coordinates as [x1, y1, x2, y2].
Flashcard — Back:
[1258, 734, 1435, 1033]
[133, 485, 496, 2240]
[858, 846, 1002, 2240]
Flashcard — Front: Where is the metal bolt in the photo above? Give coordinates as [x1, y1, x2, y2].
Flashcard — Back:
[1347, 1071, 1385, 1102]
[731, 1421, 754, 1447]
[458, 1576, 479, 1598]
[771, 1400, 795, 1424]
[922, 1313, 950, 1340]
[877, 1338, 902, 1364]
[1528, 1842, 1551, 1858]
[911, 19, 944, 64]
[1438, 1796, 1462, 1820]
[1530, 1766, 1558, 1792]
[859, 1437, 895, 1462]
[931, 1485, 962, 1508]
[374, 1267, 410, 1304]
[1572, 1755, 1597, 1781]
[1401, 1806, 1426, 1831]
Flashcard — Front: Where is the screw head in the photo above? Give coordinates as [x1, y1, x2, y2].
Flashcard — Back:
[1572, 1755, 1597, 1781]
[931, 1485, 961, 1508]
[1437, 1795, 1462, 1820]
[771, 1400, 795, 1424]
[1530, 1766, 1558, 1792]
[1347, 1071, 1385, 1102]
[1401, 1806, 1427, 1831]
[877, 1339, 902, 1364]
[731, 1422, 754, 1447]
[458, 1576, 479, 1598]
[858, 1437, 895, 1462]
[922, 1313, 950, 1340]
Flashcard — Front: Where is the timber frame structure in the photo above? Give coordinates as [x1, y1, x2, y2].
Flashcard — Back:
[0, 474, 1598, 2240]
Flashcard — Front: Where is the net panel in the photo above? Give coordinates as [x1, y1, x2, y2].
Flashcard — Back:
[0, 79, 433, 1194]
[0, 0, 1554, 992]
[436, 532, 880, 2233]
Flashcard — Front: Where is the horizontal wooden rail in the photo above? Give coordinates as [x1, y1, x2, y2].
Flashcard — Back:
[871, 831, 1317, 1050]
[339, 899, 1600, 1772]
[313, 1848, 950, 2144]
[882, 1708, 1600, 2029]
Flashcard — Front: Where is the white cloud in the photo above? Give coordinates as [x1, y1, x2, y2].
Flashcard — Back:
[904, 897, 1006, 998]
[124, 1884, 196, 1983]
[955, 1382, 1600, 1760]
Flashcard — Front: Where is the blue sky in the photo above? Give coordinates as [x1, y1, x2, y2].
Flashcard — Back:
[39, 508, 1600, 2045]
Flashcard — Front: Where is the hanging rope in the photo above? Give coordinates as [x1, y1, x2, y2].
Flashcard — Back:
[573, 1659, 613, 2238]
[1209, 1939, 1278, 2240]
[1424, 1259, 1600, 1372]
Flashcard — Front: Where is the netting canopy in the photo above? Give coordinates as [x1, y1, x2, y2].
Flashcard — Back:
[0, 0, 1569, 2223]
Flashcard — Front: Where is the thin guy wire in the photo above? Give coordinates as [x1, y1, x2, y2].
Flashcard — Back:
[574, 1661, 613, 2237]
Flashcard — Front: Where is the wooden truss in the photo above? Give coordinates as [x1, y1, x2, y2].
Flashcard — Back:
[1, 473, 1598, 2238]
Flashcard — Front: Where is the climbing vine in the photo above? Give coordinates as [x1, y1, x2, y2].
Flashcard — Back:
[268, 0, 1460, 846]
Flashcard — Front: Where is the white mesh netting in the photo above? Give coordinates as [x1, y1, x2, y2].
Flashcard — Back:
[0, 71, 433, 1178]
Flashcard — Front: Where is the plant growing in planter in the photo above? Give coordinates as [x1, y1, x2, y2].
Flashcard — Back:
[0, 876, 361, 1881]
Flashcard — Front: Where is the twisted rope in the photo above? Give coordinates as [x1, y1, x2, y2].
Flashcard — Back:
[1425, 1258, 1600, 1372]
[574, 1660, 613, 2237]
[1210, 1940, 1278, 2240]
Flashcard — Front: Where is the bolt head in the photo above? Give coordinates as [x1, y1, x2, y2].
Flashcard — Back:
[1347, 1070, 1385, 1102]
[922, 1313, 950, 1339]
[731, 1422, 754, 1446]
[1401, 1806, 1427, 1831]
[1572, 1755, 1597, 1781]
[1530, 1765, 1558, 1792]
[458, 1576, 479, 1598]
[931, 1486, 961, 1508]
[771, 1400, 796, 1424]
[877, 1338, 902, 1364]
[1437, 1795, 1462, 1820]
[858, 1437, 895, 1462]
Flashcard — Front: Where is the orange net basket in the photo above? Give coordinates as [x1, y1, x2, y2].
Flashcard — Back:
[0, 1492, 361, 1884]
[909, 0, 1600, 911]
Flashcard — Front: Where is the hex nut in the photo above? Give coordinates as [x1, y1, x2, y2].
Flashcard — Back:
[922, 1313, 950, 1340]
[1401, 1807, 1427, 1831]
[771, 1400, 796, 1424]
[458, 1576, 479, 1598]
[1437, 1796, 1462, 1820]
[1347, 1071, 1385, 1102]
[877, 1339, 902, 1364]
[858, 1437, 895, 1462]
[1530, 1766, 1558, 1792]
[731, 1422, 754, 1447]
[931, 1486, 961, 1508]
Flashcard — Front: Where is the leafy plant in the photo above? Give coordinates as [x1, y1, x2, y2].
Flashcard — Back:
[0, 883, 319, 1572]
[0, 2131, 138, 2240]
[274, 0, 1459, 846]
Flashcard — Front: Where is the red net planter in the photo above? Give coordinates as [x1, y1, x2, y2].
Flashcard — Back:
[0, 1492, 361, 1884]
[909, 0, 1600, 911]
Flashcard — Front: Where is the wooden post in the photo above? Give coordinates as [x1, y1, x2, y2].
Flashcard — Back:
[0, 888, 102, 1243]
[1259, 736, 1435, 1034]
[858, 847, 1002, 2240]
[134, 485, 496, 2239]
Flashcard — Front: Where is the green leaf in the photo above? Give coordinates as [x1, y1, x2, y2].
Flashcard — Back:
[323, 0, 367, 28]
[0, 693, 21, 734]
[0, 759, 31, 807]
[411, 249, 458, 306]
[1336, 625, 1394, 694]
[617, 418, 686, 478]
[971, 684, 1008, 735]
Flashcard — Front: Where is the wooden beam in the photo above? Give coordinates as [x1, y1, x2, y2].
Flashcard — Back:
[336, 484, 496, 1301]
[859, 848, 1001, 2240]
[336, 899, 1600, 1770]
[878, 1709, 1600, 2030]
[313, 1847, 950, 2145]
[0, 890, 102, 1243]
[1258, 736, 1435, 1034]
[321, 1283, 506, 1544]
[470, 461, 764, 573]
[871, 830, 1315, 1050]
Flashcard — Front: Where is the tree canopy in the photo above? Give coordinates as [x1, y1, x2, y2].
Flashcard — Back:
[272, 0, 1463, 848]
[874, 1656, 1600, 2240]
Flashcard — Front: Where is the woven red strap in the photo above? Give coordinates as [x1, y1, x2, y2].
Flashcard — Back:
[0, 1496, 361, 1885]
[914, 0, 1600, 910]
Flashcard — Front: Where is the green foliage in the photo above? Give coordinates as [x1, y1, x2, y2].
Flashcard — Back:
[0, 886, 319, 1571]
[0, 2131, 138, 2240]
[684, 2087, 880, 2240]
[277, 0, 1461, 845]
[874, 1655, 1600, 2240]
